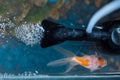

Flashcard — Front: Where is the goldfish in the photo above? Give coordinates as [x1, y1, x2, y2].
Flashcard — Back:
[47, 47, 107, 73]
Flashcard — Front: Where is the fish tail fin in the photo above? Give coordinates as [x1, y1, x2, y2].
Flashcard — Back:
[47, 57, 79, 73]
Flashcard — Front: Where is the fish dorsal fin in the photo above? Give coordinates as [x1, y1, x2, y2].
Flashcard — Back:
[76, 50, 84, 56]
[53, 46, 76, 57]
[75, 46, 86, 56]
[94, 51, 103, 58]
[95, 51, 98, 56]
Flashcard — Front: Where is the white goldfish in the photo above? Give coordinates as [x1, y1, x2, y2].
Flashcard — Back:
[47, 47, 107, 73]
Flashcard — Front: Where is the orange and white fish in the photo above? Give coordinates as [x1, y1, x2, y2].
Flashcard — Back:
[47, 47, 107, 73]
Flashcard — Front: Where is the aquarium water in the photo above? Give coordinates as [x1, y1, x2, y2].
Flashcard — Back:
[0, 0, 119, 80]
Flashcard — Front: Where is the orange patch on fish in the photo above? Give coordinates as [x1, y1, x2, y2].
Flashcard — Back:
[73, 57, 89, 67]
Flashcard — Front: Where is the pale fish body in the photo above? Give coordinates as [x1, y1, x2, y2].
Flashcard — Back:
[47, 47, 107, 73]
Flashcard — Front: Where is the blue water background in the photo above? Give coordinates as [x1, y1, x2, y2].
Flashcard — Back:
[0, 0, 120, 78]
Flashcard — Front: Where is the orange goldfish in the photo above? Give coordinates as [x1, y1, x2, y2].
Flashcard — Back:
[47, 47, 107, 73]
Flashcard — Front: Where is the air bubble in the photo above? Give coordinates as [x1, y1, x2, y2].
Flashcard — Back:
[15, 22, 44, 46]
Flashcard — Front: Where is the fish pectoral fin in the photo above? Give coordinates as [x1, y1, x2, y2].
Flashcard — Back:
[64, 61, 79, 73]
[90, 67, 100, 72]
